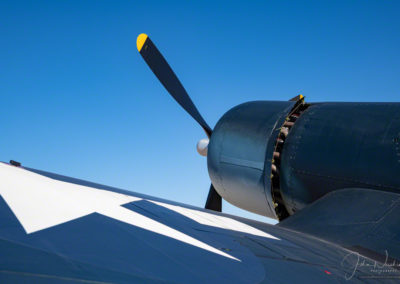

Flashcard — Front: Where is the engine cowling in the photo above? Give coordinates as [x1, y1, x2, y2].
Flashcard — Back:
[207, 101, 296, 219]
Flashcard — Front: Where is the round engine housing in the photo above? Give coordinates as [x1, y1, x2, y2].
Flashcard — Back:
[207, 101, 295, 219]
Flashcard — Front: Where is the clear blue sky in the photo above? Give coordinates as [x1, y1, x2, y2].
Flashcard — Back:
[1, 1, 399, 223]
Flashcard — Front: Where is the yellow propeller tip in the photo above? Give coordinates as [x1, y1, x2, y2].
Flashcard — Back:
[137, 33, 148, 52]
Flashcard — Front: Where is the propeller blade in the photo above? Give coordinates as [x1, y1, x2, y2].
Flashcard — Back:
[205, 184, 222, 212]
[289, 94, 304, 102]
[137, 33, 212, 138]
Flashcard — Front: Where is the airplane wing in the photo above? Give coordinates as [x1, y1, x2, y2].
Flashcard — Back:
[1, 162, 399, 283]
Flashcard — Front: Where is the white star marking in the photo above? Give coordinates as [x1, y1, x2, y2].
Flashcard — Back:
[0, 163, 278, 261]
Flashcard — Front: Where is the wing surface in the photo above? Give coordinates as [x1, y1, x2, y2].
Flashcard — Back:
[1, 163, 398, 283]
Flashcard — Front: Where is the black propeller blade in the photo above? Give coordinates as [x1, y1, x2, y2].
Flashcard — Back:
[205, 184, 222, 212]
[137, 33, 221, 211]
[137, 34, 212, 138]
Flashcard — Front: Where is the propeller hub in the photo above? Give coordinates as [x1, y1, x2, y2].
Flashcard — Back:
[196, 138, 209, 157]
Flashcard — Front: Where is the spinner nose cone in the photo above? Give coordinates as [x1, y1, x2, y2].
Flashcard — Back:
[196, 138, 209, 157]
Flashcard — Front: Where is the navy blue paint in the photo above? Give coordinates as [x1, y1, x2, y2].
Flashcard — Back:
[280, 102, 400, 214]
[207, 101, 295, 218]
[279, 188, 400, 264]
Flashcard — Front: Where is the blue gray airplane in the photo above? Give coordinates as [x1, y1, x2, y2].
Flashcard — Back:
[1, 34, 399, 283]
